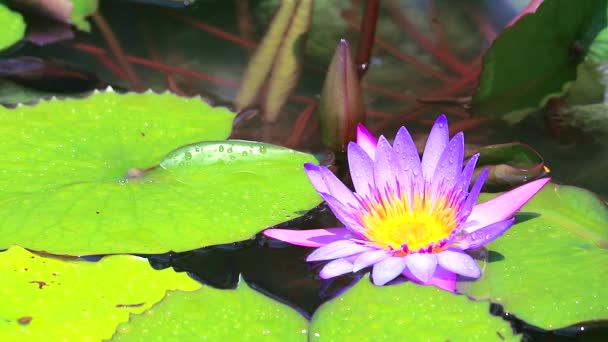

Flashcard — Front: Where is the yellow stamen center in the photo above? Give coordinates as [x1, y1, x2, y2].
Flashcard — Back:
[357, 187, 459, 255]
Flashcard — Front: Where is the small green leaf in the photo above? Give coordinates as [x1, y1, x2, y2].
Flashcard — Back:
[464, 184, 608, 329]
[318, 39, 365, 150]
[471, 0, 607, 120]
[71, 0, 98, 31]
[110, 278, 308, 341]
[310, 277, 518, 341]
[473, 143, 548, 191]
[0, 246, 201, 341]
[0, 2, 25, 51]
[0, 90, 321, 255]
[263, 0, 313, 122]
[235, 0, 298, 112]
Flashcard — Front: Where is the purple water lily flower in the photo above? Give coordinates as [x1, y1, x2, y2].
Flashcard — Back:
[265, 115, 550, 291]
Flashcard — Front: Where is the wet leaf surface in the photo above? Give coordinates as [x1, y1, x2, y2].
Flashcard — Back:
[0, 246, 200, 341]
[0, 90, 320, 255]
[464, 183, 608, 330]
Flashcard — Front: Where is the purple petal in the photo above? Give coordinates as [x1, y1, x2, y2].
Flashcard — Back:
[318, 166, 359, 207]
[421, 115, 449, 178]
[356, 124, 378, 159]
[404, 253, 437, 283]
[263, 228, 354, 247]
[371, 256, 408, 286]
[432, 132, 464, 191]
[457, 153, 480, 193]
[304, 163, 329, 194]
[392, 126, 422, 186]
[352, 249, 391, 272]
[307, 240, 372, 261]
[437, 249, 480, 278]
[459, 168, 489, 221]
[402, 264, 457, 292]
[321, 192, 361, 230]
[347, 142, 375, 198]
[319, 258, 354, 278]
[373, 136, 404, 193]
[466, 178, 550, 231]
[454, 218, 515, 250]
[428, 265, 457, 292]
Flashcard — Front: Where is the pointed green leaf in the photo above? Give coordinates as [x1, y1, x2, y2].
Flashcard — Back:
[0, 246, 200, 341]
[235, 0, 297, 112]
[464, 184, 608, 329]
[471, 0, 607, 120]
[0, 2, 25, 51]
[318, 39, 365, 150]
[71, 0, 98, 31]
[310, 277, 518, 341]
[263, 0, 313, 122]
[110, 279, 308, 341]
[0, 90, 320, 255]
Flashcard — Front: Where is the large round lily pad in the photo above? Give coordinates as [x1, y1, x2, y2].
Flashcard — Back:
[310, 277, 518, 341]
[111, 278, 308, 341]
[464, 184, 608, 329]
[0, 2, 25, 51]
[0, 246, 201, 341]
[0, 91, 321, 255]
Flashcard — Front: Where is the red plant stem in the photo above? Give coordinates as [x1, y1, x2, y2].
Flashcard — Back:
[91, 12, 145, 91]
[96, 54, 128, 80]
[467, 7, 498, 44]
[361, 82, 417, 102]
[354, 0, 380, 78]
[435, 105, 470, 118]
[344, 15, 452, 83]
[386, 0, 469, 75]
[447, 117, 493, 135]
[506, 0, 543, 27]
[169, 12, 257, 49]
[73, 43, 240, 87]
[286, 102, 318, 148]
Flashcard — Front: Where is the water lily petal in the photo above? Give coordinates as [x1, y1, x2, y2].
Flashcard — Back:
[352, 249, 391, 272]
[319, 192, 361, 230]
[466, 177, 551, 231]
[348, 142, 375, 198]
[307, 240, 372, 261]
[263, 228, 353, 247]
[373, 136, 404, 193]
[421, 114, 449, 178]
[432, 132, 464, 191]
[318, 166, 359, 207]
[455, 218, 515, 250]
[304, 163, 328, 194]
[405, 253, 437, 283]
[372, 256, 408, 286]
[392, 126, 422, 186]
[437, 249, 481, 278]
[319, 258, 354, 278]
[356, 123, 378, 159]
[458, 153, 480, 193]
[459, 168, 489, 221]
[428, 265, 457, 292]
[403, 264, 457, 292]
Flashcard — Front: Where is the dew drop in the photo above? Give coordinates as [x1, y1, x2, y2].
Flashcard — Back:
[227, 147, 233, 153]
[218, 145, 224, 152]
[184, 152, 192, 160]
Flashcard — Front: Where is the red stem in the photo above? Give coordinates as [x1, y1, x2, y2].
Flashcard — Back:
[354, 0, 380, 78]
[386, 0, 469, 75]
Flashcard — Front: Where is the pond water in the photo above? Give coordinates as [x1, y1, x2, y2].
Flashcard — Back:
[2, 0, 607, 340]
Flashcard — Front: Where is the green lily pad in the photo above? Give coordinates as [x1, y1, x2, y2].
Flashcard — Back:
[110, 278, 308, 341]
[0, 90, 321, 255]
[310, 277, 518, 341]
[0, 2, 25, 51]
[471, 0, 607, 120]
[0, 246, 201, 341]
[464, 184, 608, 329]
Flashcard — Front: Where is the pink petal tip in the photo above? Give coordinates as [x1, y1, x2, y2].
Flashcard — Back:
[263, 228, 353, 248]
